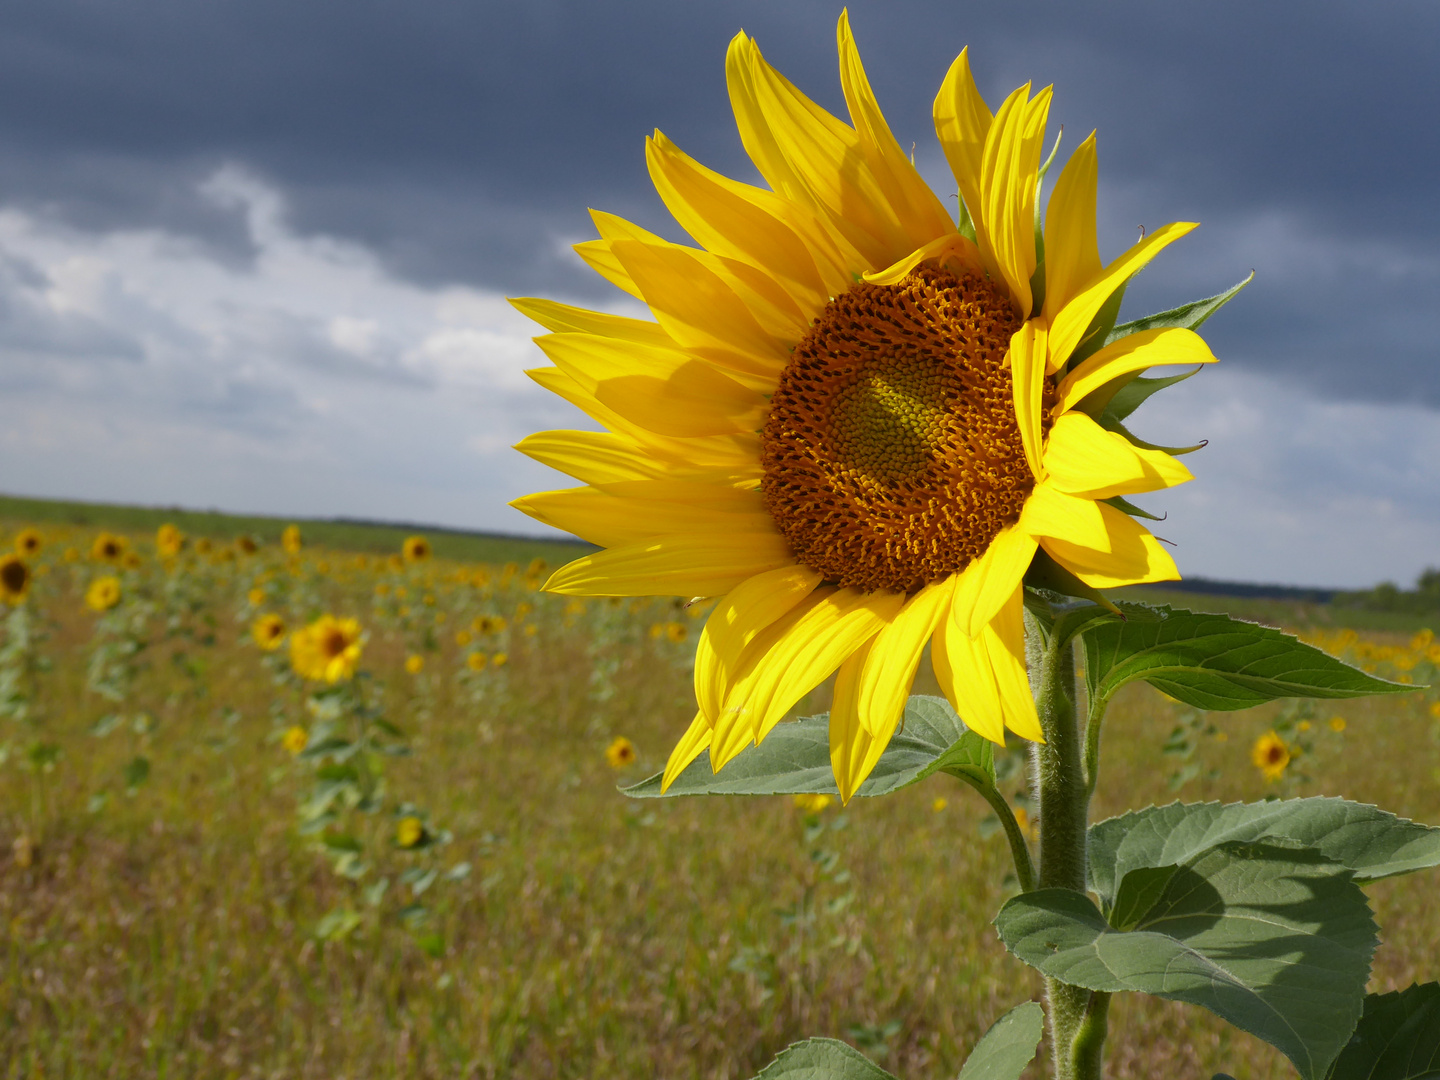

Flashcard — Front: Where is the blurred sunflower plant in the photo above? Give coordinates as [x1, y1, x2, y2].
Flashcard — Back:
[512, 14, 1439, 1080]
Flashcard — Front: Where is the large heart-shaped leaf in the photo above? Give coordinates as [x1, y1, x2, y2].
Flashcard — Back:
[1089, 799, 1440, 905]
[751, 1037, 897, 1079]
[956, 1002, 1045, 1080]
[1082, 606, 1410, 713]
[996, 842, 1377, 1080]
[1326, 983, 1440, 1080]
[623, 696, 994, 799]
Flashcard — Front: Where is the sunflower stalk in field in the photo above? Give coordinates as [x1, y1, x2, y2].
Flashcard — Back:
[514, 14, 1440, 1080]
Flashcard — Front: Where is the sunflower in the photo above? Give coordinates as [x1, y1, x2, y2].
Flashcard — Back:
[236, 535, 259, 555]
[14, 528, 42, 557]
[289, 615, 364, 683]
[281, 524, 303, 555]
[86, 576, 122, 612]
[252, 613, 287, 650]
[0, 554, 31, 604]
[403, 535, 432, 562]
[156, 523, 185, 558]
[605, 736, 638, 768]
[511, 15, 1215, 801]
[1251, 731, 1290, 781]
[91, 533, 128, 563]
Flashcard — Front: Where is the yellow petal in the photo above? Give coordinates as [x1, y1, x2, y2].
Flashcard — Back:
[1054, 327, 1219, 415]
[980, 82, 1052, 317]
[511, 484, 772, 550]
[862, 231, 985, 286]
[1048, 221, 1198, 369]
[573, 240, 643, 300]
[1009, 319, 1048, 481]
[836, 12, 955, 249]
[661, 711, 712, 792]
[535, 333, 769, 438]
[543, 530, 795, 598]
[931, 597, 1005, 744]
[985, 588, 1043, 742]
[514, 430, 674, 485]
[932, 47, 993, 248]
[1043, 411, 1193, 499]
[710, 588, 902, 770]
[1041, 133, 1101, 325]
[854, 577, 954, 735]
[1022, 483, 1179, 587]
[695, 565, 824, 722]
[509, 296, 674, 348]
[829, 638, 900, 804]
[952, 525, 1037, 638]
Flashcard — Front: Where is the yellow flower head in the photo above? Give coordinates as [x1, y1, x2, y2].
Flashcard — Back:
[792, 792, 834, 813]
[248, 587, 266, 607]
[63, 546, 80, 563]
[86, 576, 122, 612]
[195, 537, 213, 555]
[91, 533, 128, 563]
[156, 523, 185, 558]
[1296, 720, 1312, 733]
[665, 621, 689, 644]
[236, 535, 259, 556]
[289, 615, 364, 683]
[252, 613, 286, 650]
[491, 652, 508, 669]
[281, 725, 309, 755]
[14, 528, 42, 557]
[511, 16, 1217, 802]
[466, 651, 488, 672]
[454, 629, 472, 647]
[395, 816, 426, 848]
[0, 554, 32, 604]
[471, 566, 492, 588]
[1251, 731, 1291, 781]
[605, 736, 638, 768]
[403, 535, 432, 562]
[931, 796, 948, 812]
[1329, 716, 1347, 733]
[281, 524, 303, 554]
[405, 653, 425, 674]
[387, 553, 404, 572]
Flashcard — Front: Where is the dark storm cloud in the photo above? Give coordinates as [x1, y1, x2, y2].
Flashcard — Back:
[1, 0, 1438, 399]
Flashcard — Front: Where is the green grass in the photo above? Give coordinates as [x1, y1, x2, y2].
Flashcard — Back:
[2, 517, 1439, 1078]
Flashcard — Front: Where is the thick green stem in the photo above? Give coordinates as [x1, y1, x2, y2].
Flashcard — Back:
[1027, 613, 1107, 1080]
[1082, 689, 1110, 799]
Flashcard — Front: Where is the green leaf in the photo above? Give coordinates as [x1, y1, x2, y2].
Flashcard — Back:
[1105, 272, 1254, 344]
[1082, 605, 1412, 713]
[1326, 983, 1440, 1080]
[1089, 799, 1440, 904]
[122, 755, 150, 790]
[1107, 864, 1179, 930]
[956, 1002, 1045, 1080]
[751, 1037, 898, 1080]
[997, 842, 1377, 1080]
[623, 696, 993, 799]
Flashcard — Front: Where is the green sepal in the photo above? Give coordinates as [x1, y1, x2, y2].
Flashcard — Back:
[1101, 494, 1165, 521]
[1097, 411, 1207, 456]
[1325, 983, 1440, 1080]
[751, 1037, 897, 1079]
[1023, 547, 1120, 614]
[1081, 605, 1414, 713]
[1080, 364, 1204, 424]
[622, 696, 994, 799]
[1065, 283, 1127, 369]
[1103, 271, 1254, 346]
[957, 197, 978, 244]
[996, 842, 1377, 1080]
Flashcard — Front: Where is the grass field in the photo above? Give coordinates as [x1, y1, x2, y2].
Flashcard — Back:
[2, 507, 1438, 1079]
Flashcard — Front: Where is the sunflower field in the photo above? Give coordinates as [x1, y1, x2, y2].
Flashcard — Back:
[0, 514, 1438, 1079]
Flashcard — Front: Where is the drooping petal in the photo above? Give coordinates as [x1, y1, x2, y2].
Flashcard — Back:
[1041, 132, 1102, 325]
[829, 638, 900, 804]
[661, 711, 712, 792]
[951, 524, 1038, 638]
[931, 597, 1005, 744]
[854, 576, 954, 735]
[511, 484, 772, 549]
[1009, 319, 1048, 481]
[1022, 483, 1179, 587]
[932, 47, 993, 246]
[694, 565, 825, 722]
[980, 82, 1052, 317]
[862, 231, 985, 286]
[1048, 221, 1198, 369]
[985, 588, 1043, 742]
[1054, 327, 1218, 415]
[1042, 411, 1193, 499]
[543, 531, 796, 598]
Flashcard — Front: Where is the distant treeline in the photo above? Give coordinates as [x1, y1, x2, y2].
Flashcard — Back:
[1334, 569, 1440, 615]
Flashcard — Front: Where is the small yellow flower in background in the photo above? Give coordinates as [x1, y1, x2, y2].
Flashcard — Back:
[1252, 731, 1291, 781]
[86, 576, 122, 612]
[398, 606, 411, 618]
[454, 629, 472, 647]
[247, 587, 266, 607]
[1430, 702, 1440, 720]
[281, 725, 309, 755]
[792, 793, 833, 813]
[14, 528, 42, 556]
[195, 537, 213, 555]
[1014, 806, 1038, 842]
[1412, 629, 1435, 652]
[648, 623, 664, 640]
[1296, 720, 1312, 733]
[527, 557, 548, 578]
[665, 622, 688, 644]
[91, 533, 128, 563]
[932, 797, 948, 813]
[405, 654, 425, 675]
[0, 555, 31, 604]
[155, 523, 184, 557]
[423, 593, 436, 606]
[605, 736, 638, 768]
[565, 599, 586, 617]
[252, 614, 286, 650]
[63, 546, 79, 563]
[289, 615, 364, 683]
[466, 651, 488, 672]
[394, 586, 408, 600]
[1329, 716, 1347, 733]
[122, 551, 143, 569]
[471, 567, 492, 587]
[402, 535, 431, 562]
[387, 553, 404, 571]
[282, 524, 302, 554]
[523, 624, 538, 638]
[491, 652, 508, 669]
[236, 535, 258, 555]
[315, 559, 331, 574]
[514, 601, 533, 621]
[396, 816, 425, 848]
[1215, 731, 1229, 742]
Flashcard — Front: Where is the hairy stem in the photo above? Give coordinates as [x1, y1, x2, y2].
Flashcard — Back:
[955, 773, 1036, 894]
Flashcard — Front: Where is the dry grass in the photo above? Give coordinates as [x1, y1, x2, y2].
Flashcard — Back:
[2, 521, 1438, 1079]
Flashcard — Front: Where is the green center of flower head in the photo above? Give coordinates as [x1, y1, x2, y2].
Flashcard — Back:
[761, 264, 1040, 595]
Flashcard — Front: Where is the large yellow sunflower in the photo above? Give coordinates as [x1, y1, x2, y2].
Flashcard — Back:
[512, 15, 1217, 801]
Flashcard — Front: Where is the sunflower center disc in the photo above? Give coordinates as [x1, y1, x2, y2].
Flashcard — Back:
[761, 265, 1036, 595]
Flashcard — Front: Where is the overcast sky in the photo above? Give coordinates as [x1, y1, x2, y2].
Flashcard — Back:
[1, 0, 1437, 588]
